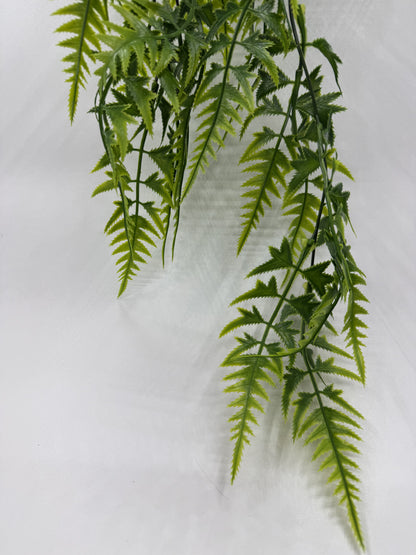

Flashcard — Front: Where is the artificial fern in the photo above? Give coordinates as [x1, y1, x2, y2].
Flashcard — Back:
[54, 0, 368, 549]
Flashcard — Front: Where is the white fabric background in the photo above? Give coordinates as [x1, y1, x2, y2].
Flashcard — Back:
[1, 1, 415, 554]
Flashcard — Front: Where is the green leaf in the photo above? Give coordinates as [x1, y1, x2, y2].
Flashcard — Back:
[292, 356, 365, 549]
[231, 65, 256, 113]
[313, 335, 353, 360]
[298, 287, 341, 350]
[224, 351, 277, 483]
[91, 151, 110, 173]
[237, 138, 290, 252]
[314, 356, 361, 382]
[284, 191, 321, 252]
[159, 69, 180, 113]
[231, 277, 279, 305]
[148, 146, 175, 189]
[310, 38, 342, 90]
[104, 201, 123, 234]
[183, 32, 204, 87]
[144, 172, 174, 208]
[125, 77, 157, 135]
[282, 367, 306, 418]
[220, 306, 264, 337]
[321, 385, 364, 420]
[343, 275, 368, 384]
[241, 35, 280, 88]
[91, 177, 116, 197]
[288, 293, 319, 323]
[248, 237, 293, 276]
[301, 261, 333, 297]
[292, 392, 315, 439]
[297, 92, 345, 128]
[288, 150, 320, 195]
[326, 157, 354, 181]
[105, 104, 137, 159]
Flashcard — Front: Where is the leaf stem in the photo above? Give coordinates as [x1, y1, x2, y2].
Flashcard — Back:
[96, 77, 134, 261]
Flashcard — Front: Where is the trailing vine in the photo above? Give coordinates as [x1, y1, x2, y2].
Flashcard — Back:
[54, 0, 368, 549]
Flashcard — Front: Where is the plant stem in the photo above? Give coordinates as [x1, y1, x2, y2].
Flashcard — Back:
[96, 77, 134, 260]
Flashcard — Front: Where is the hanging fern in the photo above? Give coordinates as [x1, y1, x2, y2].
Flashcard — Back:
[53, 0, 368, 550]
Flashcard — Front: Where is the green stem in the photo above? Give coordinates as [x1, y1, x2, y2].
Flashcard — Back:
[162, 64, 206, 264]
[133, 130, 148, 235]
[96, 77, 134, 260]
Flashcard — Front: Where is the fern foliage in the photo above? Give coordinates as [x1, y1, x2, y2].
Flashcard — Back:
[53, 0, 108, 121]
[54, 0, 368, 550]
[220, 2, 367, 548]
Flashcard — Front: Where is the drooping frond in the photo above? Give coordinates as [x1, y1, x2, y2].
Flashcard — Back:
[182, 0, 255, 200]
[343, 270, 368, 384]
[222, 236, 312, 483]
[223, 348, 278, 483]
[292, 351, 365, 549]
[184, 78, 251, 199]
[237, 126, 291, 253]
[110, 211, 159, 296]
[53, 0, 107, 121]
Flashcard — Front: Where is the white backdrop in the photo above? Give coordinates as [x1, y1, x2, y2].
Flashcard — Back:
[1, 1, 415, 554]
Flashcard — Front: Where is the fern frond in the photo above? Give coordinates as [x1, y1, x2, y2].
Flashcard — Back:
[296, 92, 345, 129]
[54, 0, 107, 122]
[313, 355, 361, 382]
[91, 166, 130, 198]
[220, 306, 265, 338]
[95, 6, 178, 88]
[109, 211, 159, 297]
[312, 335, 353, 360]
[301, 261, 334, 297]
[223, 349, 278, 483]
[125, 77, 157, 135]
[237, 128, 291, 253]
[182, 0, 254, 200]
[247, 237, 294, 277]
[287, 148, 320, 197]
[104, 103, 137, 159]
[343, 271, 368, 383]
[296, 286, 341, 351]
[293, 352, 365, 549]
[222, 239, 312, 482]
[240, 34, 280, 89]
[184, 80, 251, 199]
[230, 276, 279, 306]
[283, 190, 321, 252]
[282, 366, 305, 418]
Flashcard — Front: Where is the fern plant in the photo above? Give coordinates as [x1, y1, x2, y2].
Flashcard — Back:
[54, 0, 368, 549]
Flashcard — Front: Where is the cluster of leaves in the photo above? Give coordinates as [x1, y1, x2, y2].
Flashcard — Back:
[54, 0, 368, 549]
